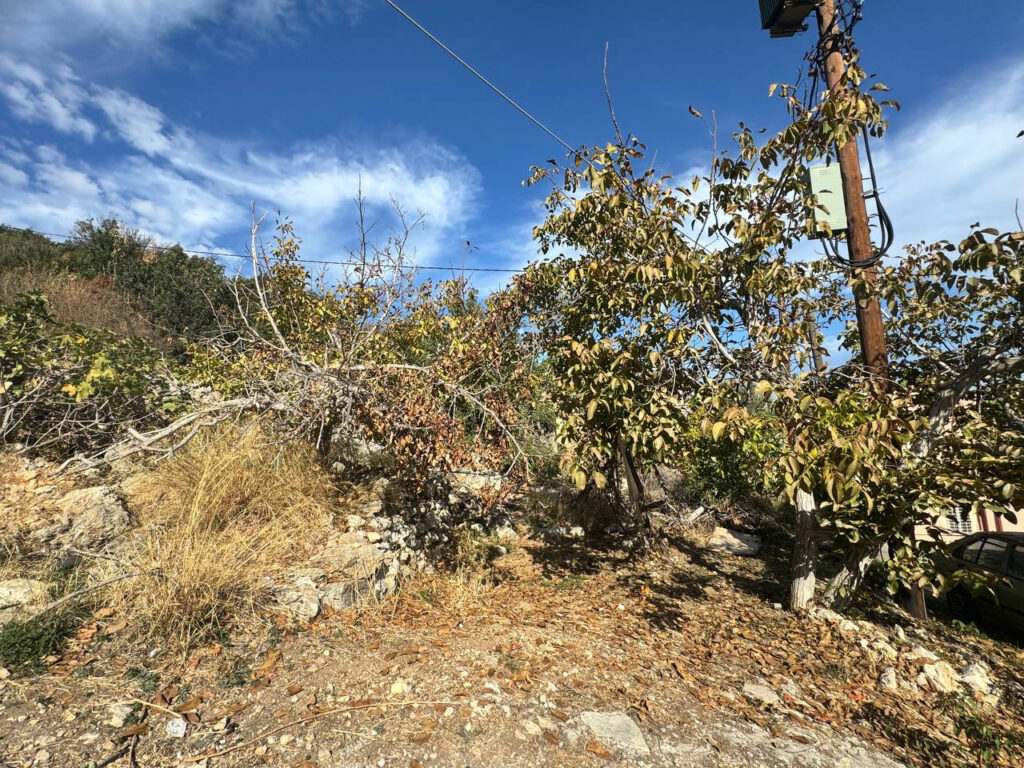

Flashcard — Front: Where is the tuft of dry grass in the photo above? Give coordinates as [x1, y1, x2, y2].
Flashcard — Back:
[105, 423, 333, 649]
[0, 267, 154, 338]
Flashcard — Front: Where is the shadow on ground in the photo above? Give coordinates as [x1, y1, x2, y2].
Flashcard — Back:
[522, 525, 795, 633]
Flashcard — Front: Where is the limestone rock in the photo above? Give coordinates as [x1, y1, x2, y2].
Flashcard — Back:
[871, 639, 899, 661]
[580, 711, 649, 756]
[706, 527, 761, 556]
[0, 579, 49, 625]
[742, 681, 782, 708]
[878, 667, 899, 692]
[54, 486, 129, 550]
[902, 646, 939, 664]
[450, 469, 504, 496]
[959, 662, 993, 695]
[918, 662, 958, 693]
[809, 606, 845, 625]
[319, 581, 369, 613]
[106, 703, 134, 729]
[272, 576, 320, 622]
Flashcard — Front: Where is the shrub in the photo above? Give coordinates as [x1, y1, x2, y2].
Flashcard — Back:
[0, 293, 181, 456]
[0, 226, 62, 272]
[679, 419, 785, 506]
[63, 219, 233, 338]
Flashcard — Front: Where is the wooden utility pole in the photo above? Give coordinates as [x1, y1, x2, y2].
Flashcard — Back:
[816, 0, 927, 620]
[815, 0, 889, 383]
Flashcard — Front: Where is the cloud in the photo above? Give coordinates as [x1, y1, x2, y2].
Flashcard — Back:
[0, 60, 96, 141]
[872, 62, 1024, 246]
[0, 60, 480, 269]
[92, 88, 180, 157]
[0, 0, 364, 58]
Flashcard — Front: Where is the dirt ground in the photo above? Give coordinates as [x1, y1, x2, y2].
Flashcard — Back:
[2, 531, 1023, 768]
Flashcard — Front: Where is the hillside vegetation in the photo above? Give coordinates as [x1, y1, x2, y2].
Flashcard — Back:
[0, 55, 1022, 768]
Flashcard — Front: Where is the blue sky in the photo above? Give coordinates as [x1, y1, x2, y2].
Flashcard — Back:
[1, 0, 1022, 295]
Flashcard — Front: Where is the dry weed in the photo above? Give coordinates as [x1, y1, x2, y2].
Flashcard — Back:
[105, 423, 333, 648]
[0, 268, 154, 338]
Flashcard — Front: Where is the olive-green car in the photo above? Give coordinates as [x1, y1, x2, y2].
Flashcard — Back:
[942, 532, 1024, 634]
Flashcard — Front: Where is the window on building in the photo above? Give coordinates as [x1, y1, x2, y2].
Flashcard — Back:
[946, 508, 973, 535]
[976, 538, 1009, 573]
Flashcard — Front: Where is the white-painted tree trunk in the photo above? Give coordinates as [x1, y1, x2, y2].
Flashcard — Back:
[788, 488, 819, 611]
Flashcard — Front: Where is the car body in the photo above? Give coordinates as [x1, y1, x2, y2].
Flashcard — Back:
[940, 531, 1024, 633]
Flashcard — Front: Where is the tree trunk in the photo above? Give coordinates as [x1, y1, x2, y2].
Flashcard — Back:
[617, 437, 658, 548]
[820, 542, 882, 610]
[903, 585, 928, 619]
[788, 489, 819, 611]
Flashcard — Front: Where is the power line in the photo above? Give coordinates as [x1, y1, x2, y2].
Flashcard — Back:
[2, 225, 527, 274]
[382, 0, 579, 156]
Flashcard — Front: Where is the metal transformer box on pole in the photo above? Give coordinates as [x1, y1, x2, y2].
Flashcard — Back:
[759, 0, 816, 37]
[805, 164, 848, 238]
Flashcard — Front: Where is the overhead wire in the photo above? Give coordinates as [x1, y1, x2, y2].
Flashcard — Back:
[2, 226, 527, 274]
[381, 0, 579, 157]
[6, 4, 586, 281]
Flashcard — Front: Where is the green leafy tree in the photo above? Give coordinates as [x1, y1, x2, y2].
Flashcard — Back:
[64, 219, 232, 338]
[514, 41, 1021, 608]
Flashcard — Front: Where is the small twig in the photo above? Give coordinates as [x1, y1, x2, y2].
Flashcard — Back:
[67, 547, 122, 563]
[32, 572, 137, 617]
[603, 42, 624, 146]
[95, 746, 130, 768]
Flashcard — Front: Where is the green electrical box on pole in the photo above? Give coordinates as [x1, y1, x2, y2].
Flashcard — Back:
[805, 164, 848, 238]
[759, 0, 816, 37]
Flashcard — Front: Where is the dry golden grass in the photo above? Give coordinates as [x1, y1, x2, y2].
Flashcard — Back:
[105, 423, 333, 649]
[0, 267, 154, 338]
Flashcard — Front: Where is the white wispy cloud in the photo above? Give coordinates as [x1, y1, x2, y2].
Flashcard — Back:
[0, 58, 481, 268]
[1, 0, 364, 58]
[873, 62, 1024, 245]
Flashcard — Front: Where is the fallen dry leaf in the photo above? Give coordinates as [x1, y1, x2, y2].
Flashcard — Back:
[116, 723, 150, 739]
[585, 741, 611, 759]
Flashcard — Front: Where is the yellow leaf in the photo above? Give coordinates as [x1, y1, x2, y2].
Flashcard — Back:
[573, 470, 588, 491]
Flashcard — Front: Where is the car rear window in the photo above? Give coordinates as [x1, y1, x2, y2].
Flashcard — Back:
[1008, 546, 1024, 580]
[976, 538, 1009, 573]
[960, 539, 984, 563]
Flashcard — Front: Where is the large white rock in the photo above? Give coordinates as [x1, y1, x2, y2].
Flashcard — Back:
[959, 662, 994, 695]
[901, 646, 939, 663]
[918, 662, 959, 693]
[272, 576, 320, 622]
[55, 486, 129, 549]
[0, 579, 49, 625]
[878, 667, 899, 692]
[707, 527, 762, 556]
[449, 469, 504, 496]
[580, 711, 649, 756]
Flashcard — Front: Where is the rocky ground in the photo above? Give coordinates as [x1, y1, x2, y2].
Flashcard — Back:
[2, 457, 1024, 768]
